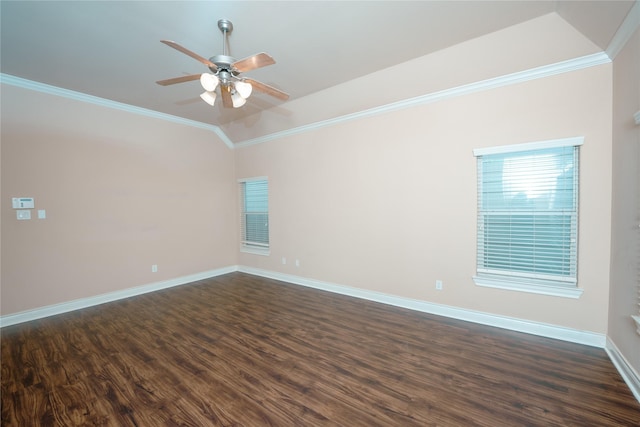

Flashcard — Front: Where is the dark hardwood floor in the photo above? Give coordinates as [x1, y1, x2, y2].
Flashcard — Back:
[2, 272, 639, 426]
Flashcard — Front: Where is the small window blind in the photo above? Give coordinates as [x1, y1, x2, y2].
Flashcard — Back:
[474, 138, 582, 286]
[240, 178, 269, 249]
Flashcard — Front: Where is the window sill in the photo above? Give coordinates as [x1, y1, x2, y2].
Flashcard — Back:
[473, 275, 583, 299]
[240, 246, 270, 256]
[632, 315, 640, 336]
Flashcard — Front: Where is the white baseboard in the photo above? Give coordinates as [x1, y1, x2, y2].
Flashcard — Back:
[606, 337, 640, 402]
[0, 265, 238, 327]
[238, 266, 606, 348]
[2, 265, 608, 348]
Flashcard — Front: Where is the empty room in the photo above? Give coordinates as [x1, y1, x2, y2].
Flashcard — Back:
[1, 1, 639, 425]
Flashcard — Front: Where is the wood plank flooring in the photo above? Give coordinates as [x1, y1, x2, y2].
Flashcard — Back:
[2, 272, 639, 426]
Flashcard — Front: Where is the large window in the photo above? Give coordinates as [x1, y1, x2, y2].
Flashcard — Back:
[239, 177, 269, 255]
[473, 137, 583, 298]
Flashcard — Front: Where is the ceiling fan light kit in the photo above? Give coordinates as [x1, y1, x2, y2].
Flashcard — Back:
[231, 91, 247, 108]
[200, 73, 219, 92]
[200, 90, 217, 106]
[235, 80, 252, 99]
[157, 19, 289, 109]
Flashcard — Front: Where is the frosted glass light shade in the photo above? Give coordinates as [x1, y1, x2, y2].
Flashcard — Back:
[200, 91, 217, 106]
[200, 73, 219, 92]
[231, 91, 247, 108]
[235, 81, 252, 99]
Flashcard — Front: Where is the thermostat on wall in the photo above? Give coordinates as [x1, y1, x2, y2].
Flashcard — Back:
[12, 197, 35, 209]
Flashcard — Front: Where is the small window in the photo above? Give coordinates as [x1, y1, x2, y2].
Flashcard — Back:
[239, 177, 269, 255]
[473, 137, 583, 298]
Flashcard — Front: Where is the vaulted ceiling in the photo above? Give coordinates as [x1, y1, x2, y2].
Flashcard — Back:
[1, 1, 636, 144]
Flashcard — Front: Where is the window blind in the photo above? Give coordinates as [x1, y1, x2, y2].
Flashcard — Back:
[240, 179, 269, 248]
[476, 142, 580, 285]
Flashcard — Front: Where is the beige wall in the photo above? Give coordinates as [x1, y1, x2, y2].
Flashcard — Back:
[0, 11, 626, 342]
[1, 85, 237, 315]
[609, 27, 640, 374]
[236, 63, 613, 333]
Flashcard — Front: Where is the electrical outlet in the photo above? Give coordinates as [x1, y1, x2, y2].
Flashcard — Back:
[282, 257, 287, 265]
[435, 280, 443, 290]
[295, 259, 300, 267]
[152, 265, 158, 273]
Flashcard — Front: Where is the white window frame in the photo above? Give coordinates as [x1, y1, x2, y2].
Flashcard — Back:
[472, 137, 584, 299]
[238, 176, 270, 256]
[632, 111, 640, 333]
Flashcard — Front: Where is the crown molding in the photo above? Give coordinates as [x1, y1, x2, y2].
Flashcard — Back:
[0, 73, 235, 149]
[2, 50, 612, 151]
[606, 0, 640, 60]
[235, 52, 611, 148]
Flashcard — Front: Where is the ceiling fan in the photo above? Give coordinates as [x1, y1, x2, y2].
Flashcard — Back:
[156, 19, 289, 108]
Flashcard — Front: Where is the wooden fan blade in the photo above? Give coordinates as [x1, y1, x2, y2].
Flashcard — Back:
[156, 74, 201, 86]
[233, 52, 275, 73]
[160, 40, 217, 71]
[221, 85, 233, 108]
[244, 78, 289, 101]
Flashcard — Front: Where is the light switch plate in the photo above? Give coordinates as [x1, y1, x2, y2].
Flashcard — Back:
[38, 209, 46, 219]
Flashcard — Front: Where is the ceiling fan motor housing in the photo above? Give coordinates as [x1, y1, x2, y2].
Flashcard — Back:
[209, 55, 236, 73]
[211, 19, 239, 79]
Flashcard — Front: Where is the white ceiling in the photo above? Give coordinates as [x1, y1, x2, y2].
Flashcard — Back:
[1, 1, 635, 140]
